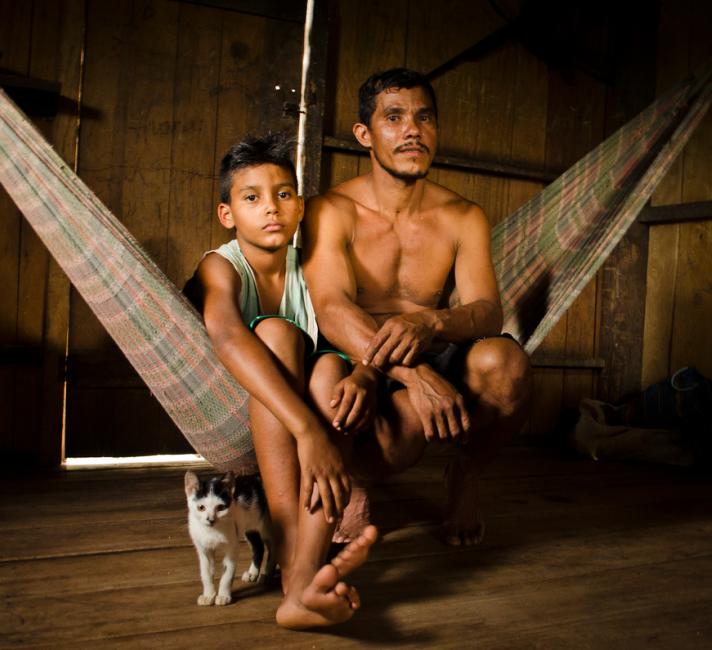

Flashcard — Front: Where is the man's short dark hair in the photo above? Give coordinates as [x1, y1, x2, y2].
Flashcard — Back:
[219, 132, 297, 203]
[358, 68, 438, 127]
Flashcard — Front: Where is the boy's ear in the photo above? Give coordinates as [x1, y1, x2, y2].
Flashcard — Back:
[217, 203, 236, 229]
[353, 122, 371, 149]
[297, 195, 305, 223]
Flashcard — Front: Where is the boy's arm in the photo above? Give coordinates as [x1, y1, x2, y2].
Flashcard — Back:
[198, 253, 349, 521]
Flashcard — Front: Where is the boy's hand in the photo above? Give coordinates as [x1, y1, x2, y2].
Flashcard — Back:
[297, 431, 351, 523]
[330, 365, 378, 434]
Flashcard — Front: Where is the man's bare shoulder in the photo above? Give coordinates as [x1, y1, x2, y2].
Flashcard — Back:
[308, 176, 368, 217]
[423, 180, 489, 225]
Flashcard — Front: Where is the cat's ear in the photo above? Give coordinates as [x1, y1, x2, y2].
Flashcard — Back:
[221, 471, 236, 496]
[184, 470, 199, 497]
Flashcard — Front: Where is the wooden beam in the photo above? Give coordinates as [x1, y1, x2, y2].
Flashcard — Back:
[637, 200, 712, 225]
[322, 135, 559, 183]
[530, 354, 605, 370]
[425, 23, 516, 81]
[175, 0, 306, 23]
[300, 0, 329, 199]
[0, 72, 60, 117]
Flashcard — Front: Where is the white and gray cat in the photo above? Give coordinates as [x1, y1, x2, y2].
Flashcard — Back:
[184, 470, 275, 606]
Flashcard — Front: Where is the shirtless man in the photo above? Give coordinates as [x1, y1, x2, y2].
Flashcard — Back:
[303, 68, 532, 545]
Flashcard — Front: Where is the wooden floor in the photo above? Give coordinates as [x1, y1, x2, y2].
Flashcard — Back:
[1, 446, 711, 649]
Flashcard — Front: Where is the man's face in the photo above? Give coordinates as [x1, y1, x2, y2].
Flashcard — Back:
[219, 163, 303, 253]
[363, 86, 437, 181]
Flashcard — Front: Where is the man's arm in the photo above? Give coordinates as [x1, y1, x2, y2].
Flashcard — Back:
[364, 203, 503, 368]
[303, 194, 470, 441]
[198, 253, 349, 521]
[302, 194, 382, 362]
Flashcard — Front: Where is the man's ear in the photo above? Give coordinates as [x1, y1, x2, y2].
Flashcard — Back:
[217, 203, 235, 229]
[353, 122, 371, 149]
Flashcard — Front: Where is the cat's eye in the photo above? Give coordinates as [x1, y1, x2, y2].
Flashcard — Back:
[198, 505, 205, 511]
[217, 504, 227, 511]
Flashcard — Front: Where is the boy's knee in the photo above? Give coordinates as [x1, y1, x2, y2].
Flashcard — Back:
[253, 318, 306, 357]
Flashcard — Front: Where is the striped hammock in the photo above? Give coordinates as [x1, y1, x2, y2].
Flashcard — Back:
[0, 68, 710, 471]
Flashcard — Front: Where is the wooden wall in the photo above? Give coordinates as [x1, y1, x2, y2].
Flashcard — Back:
[0, 0, 303, 463]
[1, 0, 710, 463]
[642, 0, 712, 386]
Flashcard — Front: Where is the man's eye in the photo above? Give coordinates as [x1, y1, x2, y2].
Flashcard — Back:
[419, 114, 431, 122]
[386, 114, 399, 121]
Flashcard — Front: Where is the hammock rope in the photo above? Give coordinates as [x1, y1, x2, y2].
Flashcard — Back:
[0, 67, 710, 470]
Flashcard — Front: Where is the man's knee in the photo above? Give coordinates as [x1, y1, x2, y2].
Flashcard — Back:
[464, 338, 531, 416]
[252, 318, 306, 358]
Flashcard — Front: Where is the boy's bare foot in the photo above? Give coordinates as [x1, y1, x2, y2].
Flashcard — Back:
[276, 525, 378, 629]
[443, 458, 485, 546]
[333, 485, 370, 543]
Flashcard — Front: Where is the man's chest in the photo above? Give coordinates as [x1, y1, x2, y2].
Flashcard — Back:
[349, 217, 455, 303]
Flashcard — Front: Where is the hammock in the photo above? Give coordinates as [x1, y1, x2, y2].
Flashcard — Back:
[0, 68, 710, 471]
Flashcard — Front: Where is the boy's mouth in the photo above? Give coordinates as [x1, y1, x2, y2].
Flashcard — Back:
[263, 222, 284, 232]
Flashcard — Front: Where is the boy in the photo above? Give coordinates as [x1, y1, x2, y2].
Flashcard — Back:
[187, 133, 377, 629]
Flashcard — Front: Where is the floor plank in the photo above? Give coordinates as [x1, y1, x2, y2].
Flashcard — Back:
[1, 446, 711, 649]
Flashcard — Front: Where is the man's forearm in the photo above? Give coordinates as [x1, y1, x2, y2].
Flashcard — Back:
[426, 299, 503, 343]
[318, 297, 381, 362]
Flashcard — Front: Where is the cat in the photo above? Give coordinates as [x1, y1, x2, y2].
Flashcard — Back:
[184, 470, 275, 606]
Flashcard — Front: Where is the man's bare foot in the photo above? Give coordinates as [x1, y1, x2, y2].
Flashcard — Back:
[443, 458, 485, 546]
[333, 484, 370, 543]
[276, 525, 378, 630]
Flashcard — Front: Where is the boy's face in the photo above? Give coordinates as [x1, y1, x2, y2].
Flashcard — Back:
[217, 163, 303, 253]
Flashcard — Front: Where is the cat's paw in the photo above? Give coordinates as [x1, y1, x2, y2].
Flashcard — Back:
[214, 593, 232, 606]
[197, 593, 216, 606]
[241, 564, 260, 583]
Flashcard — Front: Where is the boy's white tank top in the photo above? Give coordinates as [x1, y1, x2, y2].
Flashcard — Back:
[210, 239, 318, 348]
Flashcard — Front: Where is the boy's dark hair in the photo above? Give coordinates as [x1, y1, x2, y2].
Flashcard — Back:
[219, 132, 297, 203]
[358, 68, 438, 127]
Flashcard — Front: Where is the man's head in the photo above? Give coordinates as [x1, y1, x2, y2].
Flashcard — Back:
[354, 68, 438, 183]
[358, 68, 438, 128]
[217, 133, 303, 253]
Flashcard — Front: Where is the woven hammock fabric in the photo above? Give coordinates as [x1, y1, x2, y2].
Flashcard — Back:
[0, 68, 710, 470]
[494, 68, 712, 352]
[0, 89, 255, 472]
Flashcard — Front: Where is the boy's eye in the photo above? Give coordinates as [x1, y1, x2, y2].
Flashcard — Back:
[244, 194, 257, 202]
[198, 505, 205, 511]
[277, 191, 292, 199]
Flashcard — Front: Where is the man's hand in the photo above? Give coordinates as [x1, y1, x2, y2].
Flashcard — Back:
[363, 312, 437, 368]
[330, 365, 378, 434]
[296, 431, 351, 523]
[404, 364, 471, 442]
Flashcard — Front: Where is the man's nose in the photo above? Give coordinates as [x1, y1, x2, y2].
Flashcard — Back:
[403, 114, 422, 137]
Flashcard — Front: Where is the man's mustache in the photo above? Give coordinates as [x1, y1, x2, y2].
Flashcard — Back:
[394, 142, 430, 154]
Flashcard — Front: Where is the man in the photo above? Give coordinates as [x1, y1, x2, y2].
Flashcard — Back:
[303, 68, 532, 546]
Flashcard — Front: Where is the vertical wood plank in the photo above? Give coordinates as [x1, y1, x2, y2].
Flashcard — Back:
[596, 1, 657, 403]
[642, 0, 692, 387]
